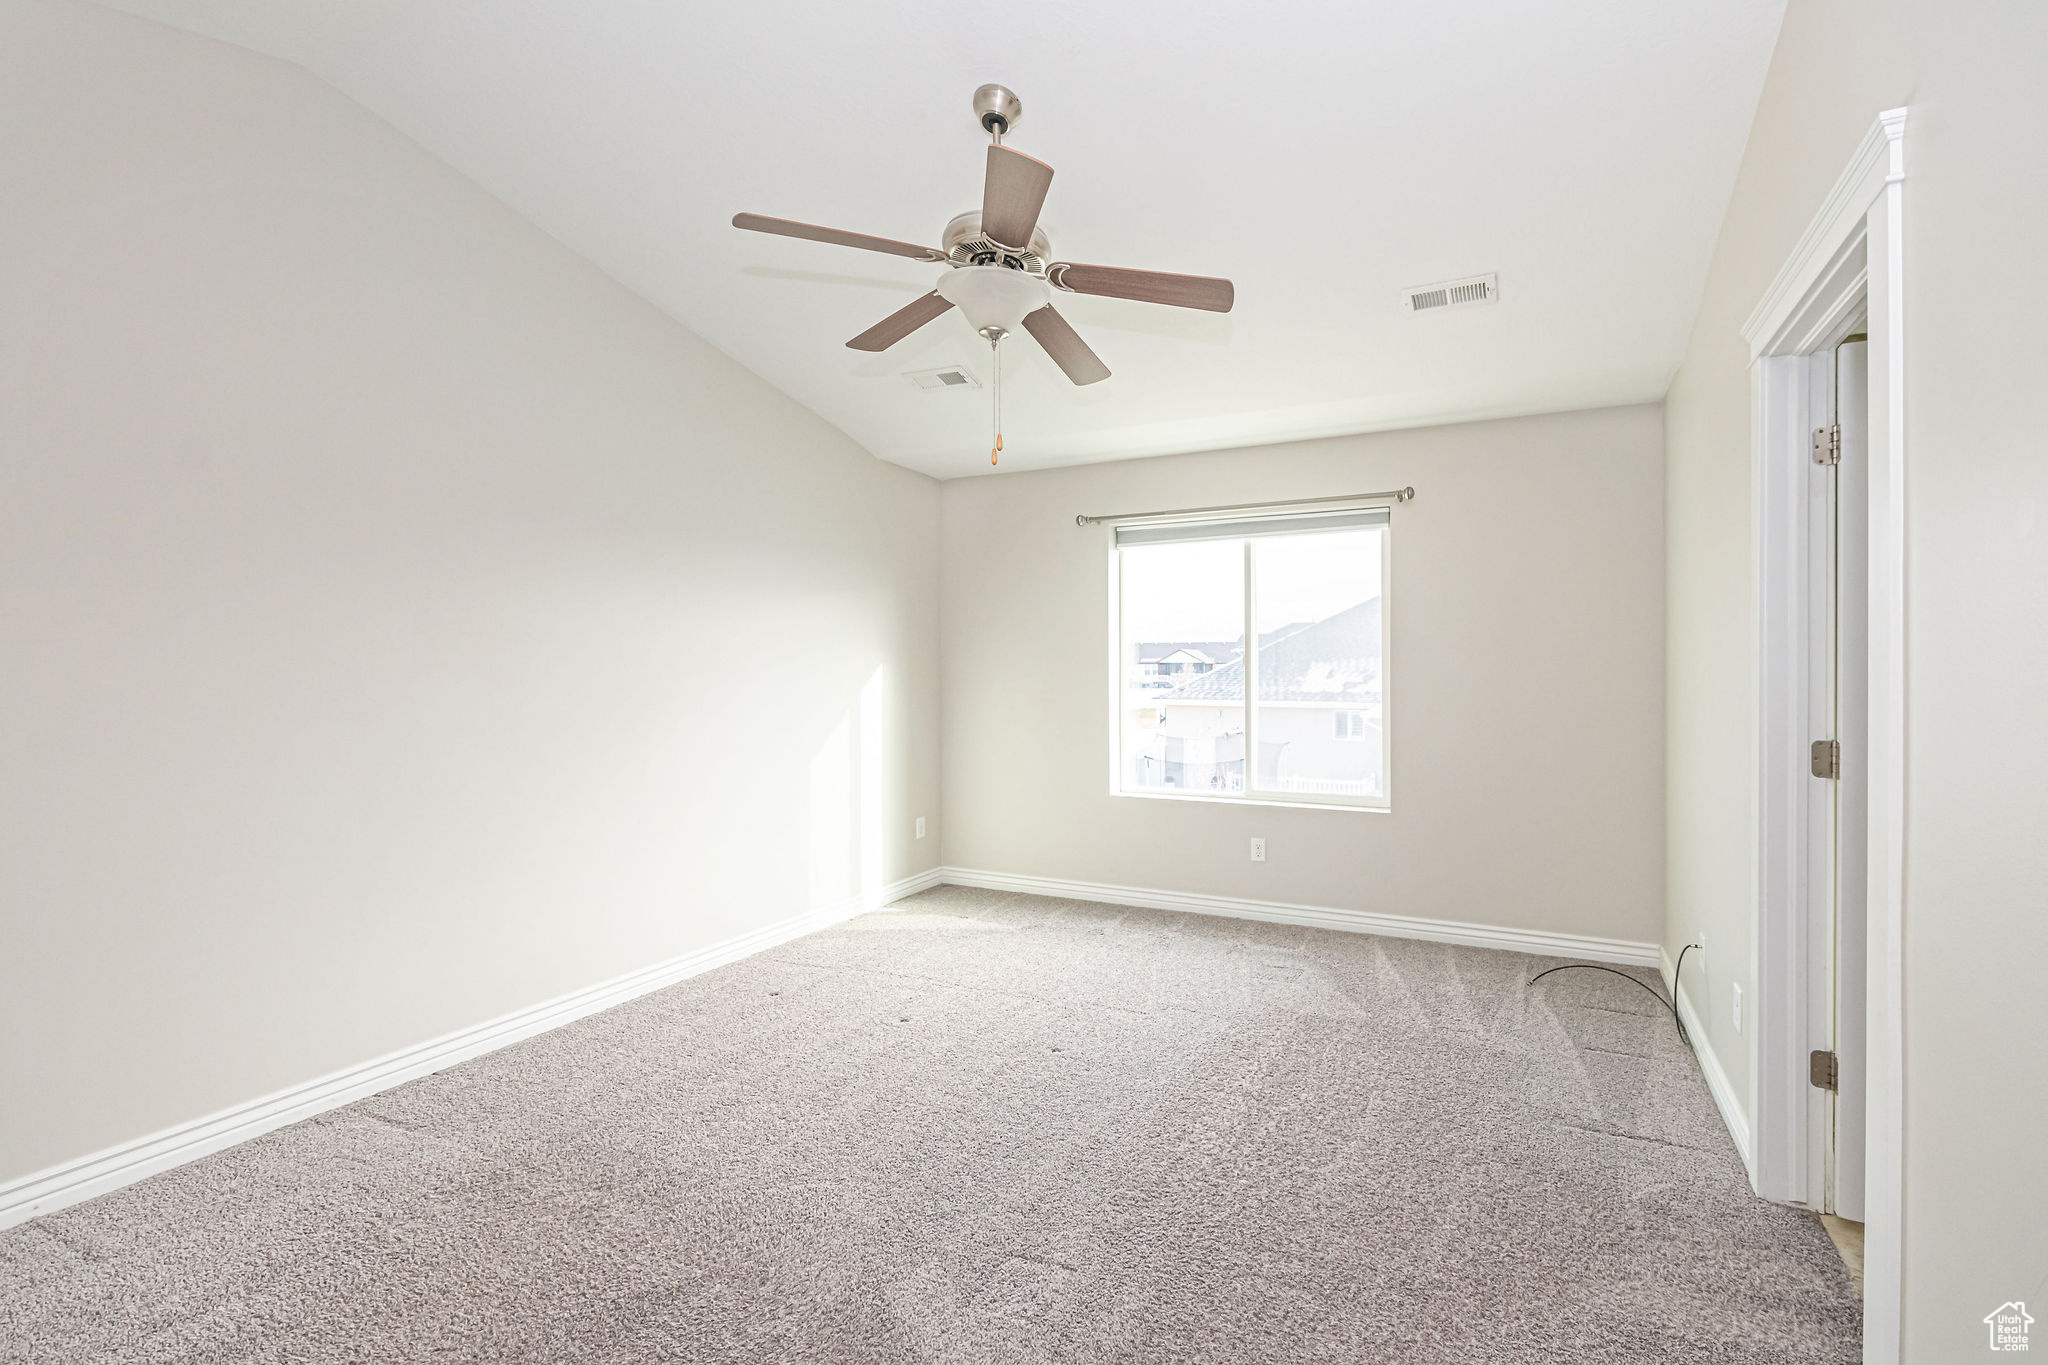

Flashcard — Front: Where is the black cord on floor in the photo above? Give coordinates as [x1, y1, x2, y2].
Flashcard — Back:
[1530, 944, 1698, 1047]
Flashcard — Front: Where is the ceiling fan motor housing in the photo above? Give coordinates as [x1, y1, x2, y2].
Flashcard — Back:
[942, 211, 1049, 274]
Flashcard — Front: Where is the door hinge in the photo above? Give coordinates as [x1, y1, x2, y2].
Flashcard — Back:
[1810, 1049, 1839, 1091]
[1811, 738, 1841, 780]
[1812, 424, 1841, 466]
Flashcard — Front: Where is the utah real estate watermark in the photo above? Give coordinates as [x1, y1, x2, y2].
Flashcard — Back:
[1984, 1301, 2033, 1352]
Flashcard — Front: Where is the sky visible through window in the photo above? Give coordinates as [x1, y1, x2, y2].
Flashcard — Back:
[1120, 530, 1382, 642]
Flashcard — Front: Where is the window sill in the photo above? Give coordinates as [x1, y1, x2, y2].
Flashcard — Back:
[1111, 789, 1390, 814]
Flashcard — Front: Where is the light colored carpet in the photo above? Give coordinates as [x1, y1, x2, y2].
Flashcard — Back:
[1, 887, 1860, 1363]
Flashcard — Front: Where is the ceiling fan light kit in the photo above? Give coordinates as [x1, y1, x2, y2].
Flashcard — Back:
[935, 266, 1050, 335]
[732, 84, 1235, 465]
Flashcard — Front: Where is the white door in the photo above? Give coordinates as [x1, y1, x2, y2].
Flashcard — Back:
[1830, 337, 1869, 1221]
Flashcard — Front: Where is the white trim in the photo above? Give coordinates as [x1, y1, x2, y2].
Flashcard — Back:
[883, 867, 945, 901]
[0, 868, 941, 1231]
[1861, 130, 1907, 1365]
[1744, 106, 1905, 1365]
[939, 866, 1659, 966]
[1110, 789, 1389, 815]
[1741, 110, 1903, 359]
[1110, 520, 1393, 815]
[1664, 947, 1753, 1173]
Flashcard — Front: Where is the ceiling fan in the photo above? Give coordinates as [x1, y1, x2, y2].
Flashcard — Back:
[733, 84, 1235, 463]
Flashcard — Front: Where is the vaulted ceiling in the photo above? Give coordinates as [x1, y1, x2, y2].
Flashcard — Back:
[97, 0, 1786, 478]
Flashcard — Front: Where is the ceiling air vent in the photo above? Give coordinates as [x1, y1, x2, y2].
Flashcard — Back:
[1403, 273, 1499, 314]
[904, 366, 981, 391]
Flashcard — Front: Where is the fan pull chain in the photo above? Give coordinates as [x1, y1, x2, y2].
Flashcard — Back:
[989, 328, 1004, 465]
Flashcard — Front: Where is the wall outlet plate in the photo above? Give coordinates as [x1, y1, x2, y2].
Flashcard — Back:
[1732, 981, 1744, 1032]
[915, 817, 926, 839]
[1250, 837, 1266, 862]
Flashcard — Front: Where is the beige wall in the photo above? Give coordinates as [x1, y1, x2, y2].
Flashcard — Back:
[1662, 0, 1915, 1147]
[0, 0, 938, 1187]
[1663, 0, 2048, 1353]
[940, 406, 1666, 947]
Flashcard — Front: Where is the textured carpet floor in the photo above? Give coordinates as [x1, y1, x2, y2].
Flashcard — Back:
[1, 887, 1861, 1363]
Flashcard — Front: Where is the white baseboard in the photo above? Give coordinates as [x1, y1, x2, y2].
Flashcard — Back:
[936, 866, 1661, 967]
[1663, 946, 1753, 1176]
[0, 868, 939, 1231]
[882, 866, 943, 902]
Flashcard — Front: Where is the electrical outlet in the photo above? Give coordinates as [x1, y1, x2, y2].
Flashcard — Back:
[915, 817, 926, 839]
[1250, 837, 1266, 862]
[1732, 981, 1744, 1033]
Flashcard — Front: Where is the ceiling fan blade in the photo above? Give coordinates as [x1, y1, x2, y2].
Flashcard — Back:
[1049, 262, 1234, 313]
[1022, 305, 1110, 385]
[846, 292, 956, 351]
[981, 145, 1054, 250]
[732, 213, 945, 262]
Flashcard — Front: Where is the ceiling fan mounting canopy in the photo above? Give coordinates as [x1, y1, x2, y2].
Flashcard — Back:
[972, 83, 1023, 138]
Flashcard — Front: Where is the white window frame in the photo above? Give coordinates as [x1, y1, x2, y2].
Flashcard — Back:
[1109, 514, 1392, 813]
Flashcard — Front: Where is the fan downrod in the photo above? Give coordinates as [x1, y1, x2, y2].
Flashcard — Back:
[972, 84, 1022, 141]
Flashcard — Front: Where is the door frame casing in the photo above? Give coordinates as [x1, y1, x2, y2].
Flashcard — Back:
[1742, 108, 1906, 1365]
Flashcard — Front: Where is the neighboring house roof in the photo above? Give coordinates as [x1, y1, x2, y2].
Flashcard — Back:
[1135, 640, 1240, 665]
[1258, 621, 1316, 647]
[1134, 628, 1310, 667]
[1156, 648, 1218, 666]
[1164, 598, 1381, 703]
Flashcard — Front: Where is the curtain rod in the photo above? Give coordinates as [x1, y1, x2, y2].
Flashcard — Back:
[1075, 487, 1415, 528]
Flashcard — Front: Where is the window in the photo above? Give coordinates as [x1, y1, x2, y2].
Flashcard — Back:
[1114, 508, 1389, 809]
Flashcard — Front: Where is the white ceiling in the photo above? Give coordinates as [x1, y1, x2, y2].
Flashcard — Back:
[98, 0, 1786, 479]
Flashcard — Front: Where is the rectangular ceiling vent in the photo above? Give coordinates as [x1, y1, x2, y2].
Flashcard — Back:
[1403, 273, 1499, 314]
[904, 366, 981, 391]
